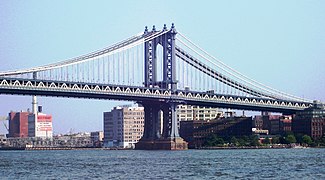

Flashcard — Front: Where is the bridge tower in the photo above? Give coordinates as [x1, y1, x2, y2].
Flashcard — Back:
[136, 24, 188, 150]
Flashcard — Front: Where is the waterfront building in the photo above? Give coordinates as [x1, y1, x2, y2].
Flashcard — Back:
[7, 96, 53, 139]
[254, 114, 291, 135]
[8, 111, 31, 138]
[279, 115, 292, 133]
[103, 104, 221, 148]
[180, 117, 252, 148]
[253, 115, 263, 130]
[293, 101, 325, 139]
[28, 113, 53, 139]
[103, 104, 144, 148]
[0, 134, 7, 146]
[28, 96, 53, 139]
[90, 131, 104, 147]
[176, 105, 223, 121]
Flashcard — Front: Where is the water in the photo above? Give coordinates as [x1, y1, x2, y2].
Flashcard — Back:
[0, 148, 324, 179]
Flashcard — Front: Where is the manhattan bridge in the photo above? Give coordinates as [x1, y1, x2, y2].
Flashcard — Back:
[0, 24, 318, 150]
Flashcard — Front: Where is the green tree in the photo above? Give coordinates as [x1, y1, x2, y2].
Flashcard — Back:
[263, 137, 271, 144]
[249, 135, 260, 146]
[272, 136, 280, 144]
[238, 138, 246, 146]
[295, 133, 304, 144]
[215, 137, 224, 146]
[204, 134, 225, 147]
[302, 135, 313, 146]
[286, 135, 297, 144]
[230, 136, 238, 146]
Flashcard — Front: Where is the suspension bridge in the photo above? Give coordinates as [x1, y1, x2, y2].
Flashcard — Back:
[0, 24, 316, 149]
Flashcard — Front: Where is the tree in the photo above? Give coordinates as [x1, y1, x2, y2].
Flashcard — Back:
[249, 135, 260, 146]
[286, 135, 297, 144]
[238, 138, 246, 146]
[272, 136, 280, 144]
[230, 136, 238, 146]
[263, 137, 270, 144]
[215, 137, 224, 146]
[295, 133, 304, 144]
[302, 135, 313, 146]
[204, 134, 225, 147]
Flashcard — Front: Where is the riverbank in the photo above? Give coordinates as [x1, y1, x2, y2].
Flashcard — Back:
[1, 145, 323, 151]
[0, 146, 133, 151]
[197, 144, 325, 150]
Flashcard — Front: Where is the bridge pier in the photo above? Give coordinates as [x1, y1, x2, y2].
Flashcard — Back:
[136, 24, 187, 150]
[135, 101, 188, 150]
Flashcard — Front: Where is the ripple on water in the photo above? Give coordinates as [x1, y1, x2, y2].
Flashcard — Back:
[0, 148, 324, 179]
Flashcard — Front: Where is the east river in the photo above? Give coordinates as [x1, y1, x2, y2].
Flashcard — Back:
[0, 148, 324, 179]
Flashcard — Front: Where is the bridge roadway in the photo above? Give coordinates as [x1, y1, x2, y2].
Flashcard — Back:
[0, 78, 312, 114]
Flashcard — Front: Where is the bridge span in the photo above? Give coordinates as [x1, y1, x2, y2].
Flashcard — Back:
[0, 24, 318, 150]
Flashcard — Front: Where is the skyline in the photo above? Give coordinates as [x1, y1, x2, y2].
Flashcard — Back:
[1, 1, 325, 134]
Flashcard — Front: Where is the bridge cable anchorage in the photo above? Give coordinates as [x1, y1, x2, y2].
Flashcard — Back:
[176, 32, 312, 103]
[0, 30, 168, 77]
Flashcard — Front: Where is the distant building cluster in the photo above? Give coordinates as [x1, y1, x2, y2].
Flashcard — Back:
[2, 98, 325, 149]
[8, 96, 53, 139]
[3, 131, 104, 148]
[253, 113, 292, 135]
[103, 102, 325, 149]
[252, 102, 325, 141]
[103, 104, 226, 148]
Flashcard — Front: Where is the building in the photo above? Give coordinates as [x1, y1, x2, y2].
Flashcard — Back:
[7, 96, 53, 139]
[103, 104, 144, 148]
[8, 111, 31, 138]
[253, 114, 283, 135]
[90, 131, 104, 147]
[279, 115, 292, 133]
[28, 113, 53, 139]
[176, 105, 223, 121]
[28, 96, 53, 139]
[180, 117, 253, 148]
[0, 134, 7, 146]
[253, 115, 263, 130]
[293, 101, 325, 140]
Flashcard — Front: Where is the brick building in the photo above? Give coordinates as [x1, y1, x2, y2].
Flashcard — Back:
[293, 101, 325, 139]
[8, 111, 31, 138]
[180, 117, 252, 148]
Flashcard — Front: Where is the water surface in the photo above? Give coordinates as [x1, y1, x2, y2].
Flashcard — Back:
[0, 148, 324, 179]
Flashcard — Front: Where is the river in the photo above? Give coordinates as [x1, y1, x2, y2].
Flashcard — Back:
[0, 148, 324, 179]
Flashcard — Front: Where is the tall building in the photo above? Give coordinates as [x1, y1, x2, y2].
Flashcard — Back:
[8, 111, 31, 138]
[103, 105, 144, 148]
[28, 113, 53, 138]
[28, 96, 53, 139]
[293, 101, 325, 139]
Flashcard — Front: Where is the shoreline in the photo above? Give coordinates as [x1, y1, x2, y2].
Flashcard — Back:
[1, 145, 324, 151]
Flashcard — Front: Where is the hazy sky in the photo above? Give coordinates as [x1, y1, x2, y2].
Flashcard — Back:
[0, 1, 324, 134]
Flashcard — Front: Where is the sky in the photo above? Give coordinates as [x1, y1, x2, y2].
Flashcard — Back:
[0, 1, 324, 134]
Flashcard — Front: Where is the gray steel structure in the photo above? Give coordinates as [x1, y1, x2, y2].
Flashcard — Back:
[0, 24, 319, 149]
